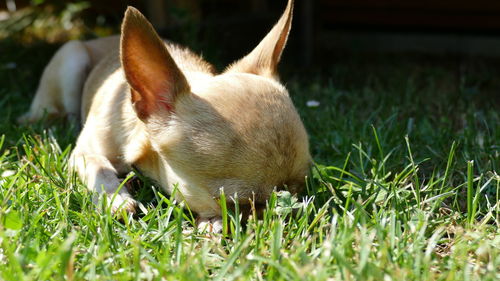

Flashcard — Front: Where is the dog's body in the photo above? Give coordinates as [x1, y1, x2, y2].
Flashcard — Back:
[20, 0, 310, 230]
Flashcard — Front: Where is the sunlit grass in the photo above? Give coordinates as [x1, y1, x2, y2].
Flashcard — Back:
[1, 39, 499, 280]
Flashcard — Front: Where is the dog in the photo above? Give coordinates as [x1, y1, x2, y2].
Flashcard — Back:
[19, 0, 311, 231]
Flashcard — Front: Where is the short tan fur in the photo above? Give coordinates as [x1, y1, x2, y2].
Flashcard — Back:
[20, 0, 310, 231]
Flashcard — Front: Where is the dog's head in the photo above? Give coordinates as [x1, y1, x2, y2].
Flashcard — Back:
[120, 0, 310, 204]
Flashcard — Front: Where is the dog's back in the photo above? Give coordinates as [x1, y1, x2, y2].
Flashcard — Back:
[81, 41, 216, 123]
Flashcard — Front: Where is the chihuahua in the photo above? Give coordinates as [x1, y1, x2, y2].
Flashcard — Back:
[19, 0, 311, 231]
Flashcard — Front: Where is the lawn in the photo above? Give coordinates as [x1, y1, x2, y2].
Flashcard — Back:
[0, 38, 499, 280]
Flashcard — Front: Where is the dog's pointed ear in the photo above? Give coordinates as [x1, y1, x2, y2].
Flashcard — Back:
[225, 0, 293, 80]
[121, 6, 190, 120]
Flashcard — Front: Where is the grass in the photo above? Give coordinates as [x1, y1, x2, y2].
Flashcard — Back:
[0, 37, 499, 280]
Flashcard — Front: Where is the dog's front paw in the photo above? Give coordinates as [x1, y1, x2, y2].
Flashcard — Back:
[196, 216, 223, 233]
[93, 192, 138, 216]
[110, 193, 138, 215]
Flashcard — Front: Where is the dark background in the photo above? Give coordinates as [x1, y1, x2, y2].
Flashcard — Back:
[5, 0, 500, 68]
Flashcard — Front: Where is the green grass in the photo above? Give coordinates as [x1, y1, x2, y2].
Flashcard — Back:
[1, 39, 499, 280]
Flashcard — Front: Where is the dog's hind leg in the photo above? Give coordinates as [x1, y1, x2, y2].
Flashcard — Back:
[18, 40, 91, 124]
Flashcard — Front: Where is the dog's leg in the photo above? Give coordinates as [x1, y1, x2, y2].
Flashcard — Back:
[196, 217, 223, 233]
[70, 150, 137, 213]
[18, 40, 90, 124]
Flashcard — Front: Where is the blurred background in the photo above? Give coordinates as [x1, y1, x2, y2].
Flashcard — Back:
[4, 0, 500, 67]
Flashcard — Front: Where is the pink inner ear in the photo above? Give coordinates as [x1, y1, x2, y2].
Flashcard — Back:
[160, 101, 173, 112]
[121, 7, 190, 120]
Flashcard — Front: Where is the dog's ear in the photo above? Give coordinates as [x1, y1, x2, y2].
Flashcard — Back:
[225, 0, 293, 80]
[121, 7, 190, 120]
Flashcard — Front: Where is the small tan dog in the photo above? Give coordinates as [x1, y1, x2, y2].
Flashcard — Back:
[20, 0, 310, 230]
